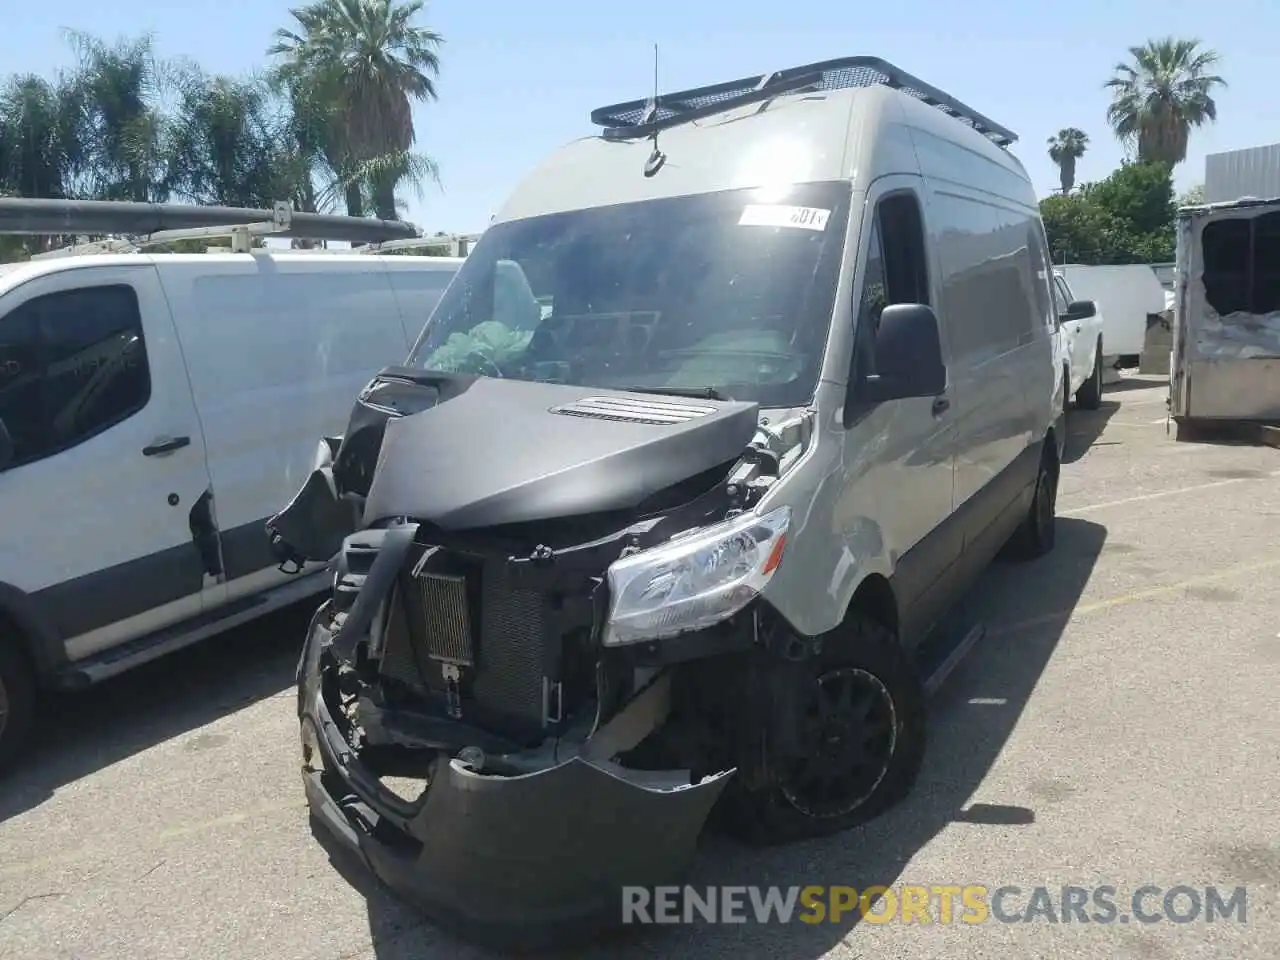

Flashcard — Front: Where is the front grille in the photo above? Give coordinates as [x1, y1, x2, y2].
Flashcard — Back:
[472, 559, 551, 725]
[413, 569, 474, 666]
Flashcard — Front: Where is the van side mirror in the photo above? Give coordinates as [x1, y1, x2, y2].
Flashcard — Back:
[857, 303, 947, 403]
[1065, 299, 1096, 320]
[0, 417, 13, 471]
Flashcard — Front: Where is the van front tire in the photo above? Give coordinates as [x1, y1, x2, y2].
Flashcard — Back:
[0, 633, 35, 775]
[726, 615, 926, 845]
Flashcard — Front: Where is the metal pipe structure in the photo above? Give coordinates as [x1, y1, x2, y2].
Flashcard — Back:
[0, 198, 419, 244]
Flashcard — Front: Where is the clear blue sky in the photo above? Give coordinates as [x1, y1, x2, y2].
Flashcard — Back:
[8, 0, 1277, 234]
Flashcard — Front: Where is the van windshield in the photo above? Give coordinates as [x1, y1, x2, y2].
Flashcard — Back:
[405, 181, 851, 408]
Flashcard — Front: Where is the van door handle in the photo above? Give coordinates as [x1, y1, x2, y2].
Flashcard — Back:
[143, 436, 191, 457]
[932, 397, 950, 417]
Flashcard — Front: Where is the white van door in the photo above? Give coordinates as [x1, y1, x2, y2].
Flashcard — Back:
[159, 255, 412, 604]
[0, 264, 214, 662]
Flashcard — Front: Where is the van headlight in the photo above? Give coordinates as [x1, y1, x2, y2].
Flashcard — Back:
[603, 506, 791, 647]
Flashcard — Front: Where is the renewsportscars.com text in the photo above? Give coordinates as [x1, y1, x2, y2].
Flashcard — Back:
[621, 884, 1249, 925]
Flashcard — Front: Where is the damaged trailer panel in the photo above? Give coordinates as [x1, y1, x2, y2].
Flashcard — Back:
[1171, 198, 1280, 429]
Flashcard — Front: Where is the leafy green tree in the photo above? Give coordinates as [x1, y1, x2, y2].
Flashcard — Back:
[1040, 161, 1176, 264]
[1047, 128, 1089, 194]
[1039, 194, 1130, 264]
[1081, 160, 1176, 237]
[1105, 38, 1225, 166]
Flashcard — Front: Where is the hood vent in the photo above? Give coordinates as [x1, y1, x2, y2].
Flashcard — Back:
[550, 395, 718, 425]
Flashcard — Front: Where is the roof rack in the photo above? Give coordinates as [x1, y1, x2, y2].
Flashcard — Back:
[0, 198, 419, 259]
[358, 233, 483, 257]
[590, 55, 1018, 148]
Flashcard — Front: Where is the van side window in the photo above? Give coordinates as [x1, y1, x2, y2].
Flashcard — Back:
[877, 193, 930, 306]
[854, 193, 929, 380]
[0, 284, 150, 468]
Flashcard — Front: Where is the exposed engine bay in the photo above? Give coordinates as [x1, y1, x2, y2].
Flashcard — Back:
[273, 368, 818, 943]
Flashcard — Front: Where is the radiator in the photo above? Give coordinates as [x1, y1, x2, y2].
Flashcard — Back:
[378, 547, 551, 729]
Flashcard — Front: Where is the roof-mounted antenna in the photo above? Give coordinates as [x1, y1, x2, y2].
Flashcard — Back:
[643, 44, 667, 178]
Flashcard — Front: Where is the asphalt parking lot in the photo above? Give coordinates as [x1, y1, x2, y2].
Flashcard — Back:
[2, 375, 1278, 960]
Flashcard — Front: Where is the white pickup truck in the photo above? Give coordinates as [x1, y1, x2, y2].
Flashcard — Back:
[1053, 270, 1106, 410]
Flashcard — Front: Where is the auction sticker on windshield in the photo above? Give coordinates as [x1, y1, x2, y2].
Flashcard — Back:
[739, 204, 831, 231]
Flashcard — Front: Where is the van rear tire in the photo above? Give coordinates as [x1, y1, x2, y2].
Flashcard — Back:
[1005, 441, 1058, 561]
[724, 615, 926, 845]
[0, 633, 35, 776]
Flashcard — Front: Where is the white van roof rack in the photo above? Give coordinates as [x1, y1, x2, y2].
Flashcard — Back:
[591, 55, 1018, 148]
[358, 234, 483, 256]
[0, 198, 419, 259]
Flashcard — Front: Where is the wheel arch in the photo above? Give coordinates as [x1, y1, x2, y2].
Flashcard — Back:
[0, 581, 64, 682]
[842, 573, 899, 640]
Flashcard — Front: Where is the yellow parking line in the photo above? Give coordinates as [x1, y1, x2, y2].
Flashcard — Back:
[988, 554, 1280, 638]
[1062, 472, 1279, 515]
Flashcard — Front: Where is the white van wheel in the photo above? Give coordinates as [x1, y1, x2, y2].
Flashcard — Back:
[1075, 338, 1103, 410]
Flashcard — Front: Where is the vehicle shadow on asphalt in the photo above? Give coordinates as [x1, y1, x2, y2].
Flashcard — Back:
[0, 601, 315, 825]
[1104, 374, 1166, 394]
[328, 516, 1107, 960]
[1063, 400, 1119, 464]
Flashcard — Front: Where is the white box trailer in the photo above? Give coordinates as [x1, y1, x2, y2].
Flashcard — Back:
[1056, 263, 1168, 372]
[1170, 196, 1280, 444]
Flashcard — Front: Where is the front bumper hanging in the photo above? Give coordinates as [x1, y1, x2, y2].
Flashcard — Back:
[297, 608, 733, 949]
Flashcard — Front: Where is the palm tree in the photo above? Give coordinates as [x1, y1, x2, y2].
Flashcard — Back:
[165, 67, 308, 208]
[268, 0, 444, 220]
[63, 30, 174, 202]
[0, 72, 88, 255]
[1104, 38, 1226, 166]
[1047, 128, 1089, 194]
[0, 73, 85, 200]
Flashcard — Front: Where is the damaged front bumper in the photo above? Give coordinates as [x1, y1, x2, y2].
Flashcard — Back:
[297, 607, 733, 950]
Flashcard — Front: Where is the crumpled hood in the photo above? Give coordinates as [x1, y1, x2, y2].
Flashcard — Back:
[361, 375, 760, 530]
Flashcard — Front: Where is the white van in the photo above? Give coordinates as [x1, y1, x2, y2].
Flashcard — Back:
[282, 56, 1063, 945]
[0, 248, 462, 768]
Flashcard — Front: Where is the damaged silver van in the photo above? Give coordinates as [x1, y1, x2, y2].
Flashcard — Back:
[272, 56, 1062, 948]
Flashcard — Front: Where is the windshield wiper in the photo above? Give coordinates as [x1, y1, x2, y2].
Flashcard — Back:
[618, 384, 734, 401]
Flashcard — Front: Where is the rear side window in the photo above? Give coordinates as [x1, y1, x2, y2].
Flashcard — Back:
[0, 284, 150, 468]
[932, 196, 1044, 358]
